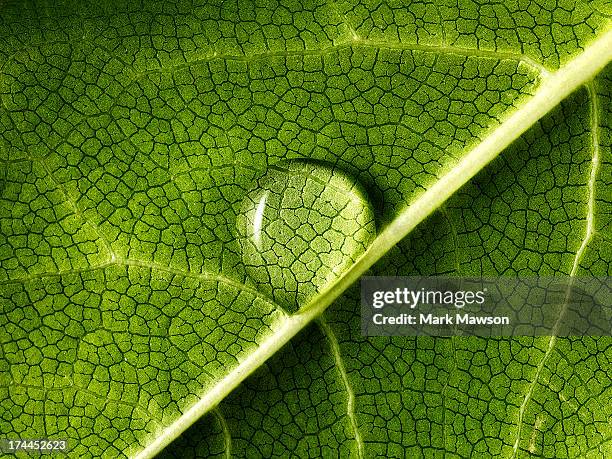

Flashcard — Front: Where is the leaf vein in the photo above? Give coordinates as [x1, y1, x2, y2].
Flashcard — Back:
[212, 408, 232, 459]
[0, 258, 287, 317]
[510, 80, 602, 458]
[318, 317, 363, 459]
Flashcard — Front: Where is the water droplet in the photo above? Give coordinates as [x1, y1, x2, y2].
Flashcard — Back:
[237, 161, 376, 312]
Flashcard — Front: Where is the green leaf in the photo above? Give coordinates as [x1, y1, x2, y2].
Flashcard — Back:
[0, 1, 610, 458]
[161, 64, 612, 459]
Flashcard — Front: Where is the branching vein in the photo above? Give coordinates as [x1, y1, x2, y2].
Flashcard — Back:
[510, 80, 601, 458]
[212, 408, 232, 459]
[318, 317, 364, 459]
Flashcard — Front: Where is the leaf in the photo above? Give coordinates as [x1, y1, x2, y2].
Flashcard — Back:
[0, 1, 610, 458]
[161, 64, 612, 459]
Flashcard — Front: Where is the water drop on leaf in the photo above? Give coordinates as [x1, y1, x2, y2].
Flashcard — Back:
[237, 161, 376, 313]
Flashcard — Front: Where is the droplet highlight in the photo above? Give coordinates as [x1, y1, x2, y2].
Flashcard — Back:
[237, 161, 376, 313]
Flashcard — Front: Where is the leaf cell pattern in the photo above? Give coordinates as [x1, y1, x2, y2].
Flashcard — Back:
[162, 68, 612, 458]
[237, 161, 376, 312]
[0, 0, 610, 457]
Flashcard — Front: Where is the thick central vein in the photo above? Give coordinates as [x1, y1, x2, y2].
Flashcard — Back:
[301, 28, 612, 320]
[134, 29, 612, 459]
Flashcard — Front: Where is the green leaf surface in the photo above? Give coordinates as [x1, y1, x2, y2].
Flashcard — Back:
[0, 0, 611, 457]
[162, 65, 612, 459]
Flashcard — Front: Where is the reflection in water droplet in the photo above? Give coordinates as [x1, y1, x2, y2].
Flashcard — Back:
[251, 191, 268, 251]
[237, 161, 376, 313]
